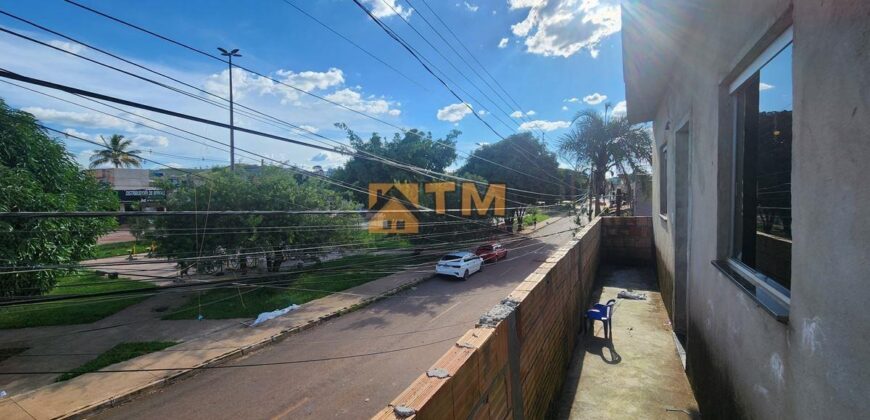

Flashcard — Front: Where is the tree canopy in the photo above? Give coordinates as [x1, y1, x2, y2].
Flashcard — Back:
[458, 132, 562, 228]
[331, 125, 459, 201]
[150, 166, 361, 271]
[0, 99, 119, 296]
[558, 107, 652, 213]
[89, 134, 142, 169]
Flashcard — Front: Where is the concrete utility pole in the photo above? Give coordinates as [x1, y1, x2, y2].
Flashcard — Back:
[218, 47, 242, 171]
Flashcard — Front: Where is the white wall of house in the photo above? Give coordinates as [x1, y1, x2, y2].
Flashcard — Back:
[624, 0, 869, 418]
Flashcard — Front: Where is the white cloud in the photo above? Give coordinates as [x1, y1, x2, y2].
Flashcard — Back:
[760, 82, 775, 91]
[478, 109, 488, 116]
[61, 128, 95, 141]
[564, 97, 580, 103]
[363, 0, 412, 19]
[611, 100, 627, 117]
[508, 0, 621, 58]
[203, 67, 343, 103]
[561, 105, 569, 111]
[130, 134, 169, 148]
[22, 107, 136, 130]
[510, 110, 524, 118]
[308, 151, 348, 169]
[583, 92, 607, 104]
[437, 102, 473, 122]
[276, 68, 345, 92]
[462, 2, 479, 12]
[498, 37, 510, 48]
[298, 124, 319, 133]
[519, 119, 571, 132]
[526, 110, 536, 116]
[324, 88, 401, 116]
[48, 40, 85, 54]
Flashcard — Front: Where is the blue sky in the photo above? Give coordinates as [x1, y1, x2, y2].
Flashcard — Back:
[0, 0, 626, 170]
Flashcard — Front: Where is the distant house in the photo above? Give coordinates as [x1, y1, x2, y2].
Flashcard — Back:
[622, 0, 868, 418]
[88, 168, 164, 212]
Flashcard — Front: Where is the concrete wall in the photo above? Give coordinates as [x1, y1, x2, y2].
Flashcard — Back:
[374, 217, 608, 419]
[639, 0, 870, 418]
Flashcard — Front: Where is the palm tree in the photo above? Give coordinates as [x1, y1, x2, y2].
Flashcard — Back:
[558, 104, 652, 215]
[88, 134, 142, 169]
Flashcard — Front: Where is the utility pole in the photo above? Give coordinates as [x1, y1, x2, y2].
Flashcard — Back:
[218, 47, 241, 171]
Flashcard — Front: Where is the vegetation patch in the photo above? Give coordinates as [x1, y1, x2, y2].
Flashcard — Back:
[56, 341, 177, 382]
[163, 253, 434, 320]
[0, 272, 154, 329]
[91, 241, 142, 259]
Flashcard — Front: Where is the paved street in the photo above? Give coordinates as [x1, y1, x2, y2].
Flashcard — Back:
[93, 217, 577, 419]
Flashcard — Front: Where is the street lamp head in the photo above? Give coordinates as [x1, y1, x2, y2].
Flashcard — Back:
[218, 47, 241, 57]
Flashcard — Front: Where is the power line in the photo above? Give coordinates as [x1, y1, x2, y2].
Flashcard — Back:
[46, 2, 577, 195]
[373, 0, 519, 132]
[351, 0, 573, 189]
[0, 334, 461, 375]
[279, 0, 428, 91]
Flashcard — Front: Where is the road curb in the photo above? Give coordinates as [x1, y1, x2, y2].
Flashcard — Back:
[62, 272, 436, 420]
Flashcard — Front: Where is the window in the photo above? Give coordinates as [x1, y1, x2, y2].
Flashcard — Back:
[382, 220, 392, 229]
[659, 144, 668, 215]
[396, 220, 406, 230]
[730, 33, 793, 297]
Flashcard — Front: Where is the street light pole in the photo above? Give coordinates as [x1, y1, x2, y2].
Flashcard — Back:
[218, 47, 242, 171]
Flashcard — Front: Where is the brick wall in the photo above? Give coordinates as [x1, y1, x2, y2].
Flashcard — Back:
[373, 217, 603, 420]
[601, 216, 653, 265]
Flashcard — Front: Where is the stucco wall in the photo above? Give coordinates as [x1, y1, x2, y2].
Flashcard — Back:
[641, 0, 870, 418]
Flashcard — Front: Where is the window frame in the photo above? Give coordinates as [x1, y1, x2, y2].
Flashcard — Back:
[719, 26, 794, 317]
[659, 143, 669, 218]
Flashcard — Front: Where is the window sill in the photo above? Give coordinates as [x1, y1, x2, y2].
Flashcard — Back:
[711, 260, 789, 323]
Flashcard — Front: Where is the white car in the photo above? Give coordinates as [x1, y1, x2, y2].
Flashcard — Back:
[436, 251, 484, 280]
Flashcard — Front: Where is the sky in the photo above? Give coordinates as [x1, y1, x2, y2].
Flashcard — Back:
[0, 0, 628, 171]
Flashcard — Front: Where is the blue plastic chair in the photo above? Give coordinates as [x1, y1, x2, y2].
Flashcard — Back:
[586, 299, 616, 339]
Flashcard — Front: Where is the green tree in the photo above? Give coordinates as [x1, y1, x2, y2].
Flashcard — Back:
[88, 134, 142, 169]
[331, 124, 459, 201]
[0, 100, 119, 296]
[151, 167, 361, 272]
[458, 132, 561, 230]
[558, 106, 652, 214]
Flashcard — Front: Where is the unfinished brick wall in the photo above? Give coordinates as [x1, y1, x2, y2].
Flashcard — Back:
[601, 216, 653, 265]
[374, 218, 602, 420]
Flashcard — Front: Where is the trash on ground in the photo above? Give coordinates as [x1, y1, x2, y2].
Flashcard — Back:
[251, 304, 300, 326]
[618, 290, 647, 300]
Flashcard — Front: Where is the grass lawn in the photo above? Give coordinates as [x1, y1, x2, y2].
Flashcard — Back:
[163, 252, 433, 320]
[91, 240, 142, 259]
[56, 341, 177, 382]
[523, 212, 550, 226]
[0, 272, 155, 329]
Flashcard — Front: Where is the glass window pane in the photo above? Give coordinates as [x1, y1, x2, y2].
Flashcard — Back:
[732, 42, 792, 291]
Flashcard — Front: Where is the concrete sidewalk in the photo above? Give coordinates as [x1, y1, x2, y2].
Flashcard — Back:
[557, 265, 699, 419]
[0, 267, 435, 419]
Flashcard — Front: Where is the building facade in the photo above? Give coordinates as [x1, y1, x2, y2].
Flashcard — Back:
[89, 168, 165, 211]
[622, 0, 869, 418]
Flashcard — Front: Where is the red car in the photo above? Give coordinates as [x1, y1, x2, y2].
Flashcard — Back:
[475, 243, 507, 263]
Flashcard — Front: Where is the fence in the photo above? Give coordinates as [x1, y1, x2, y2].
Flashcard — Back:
[374, 217, 607, 419]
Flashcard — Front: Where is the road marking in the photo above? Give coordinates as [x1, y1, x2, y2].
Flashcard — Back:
[427, 300, 465, 325]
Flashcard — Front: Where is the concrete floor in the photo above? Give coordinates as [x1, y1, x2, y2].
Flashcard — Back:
[557, 265, 700, 419]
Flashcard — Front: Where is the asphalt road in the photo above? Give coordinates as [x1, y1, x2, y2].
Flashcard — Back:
[95, 217, 576, 419]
